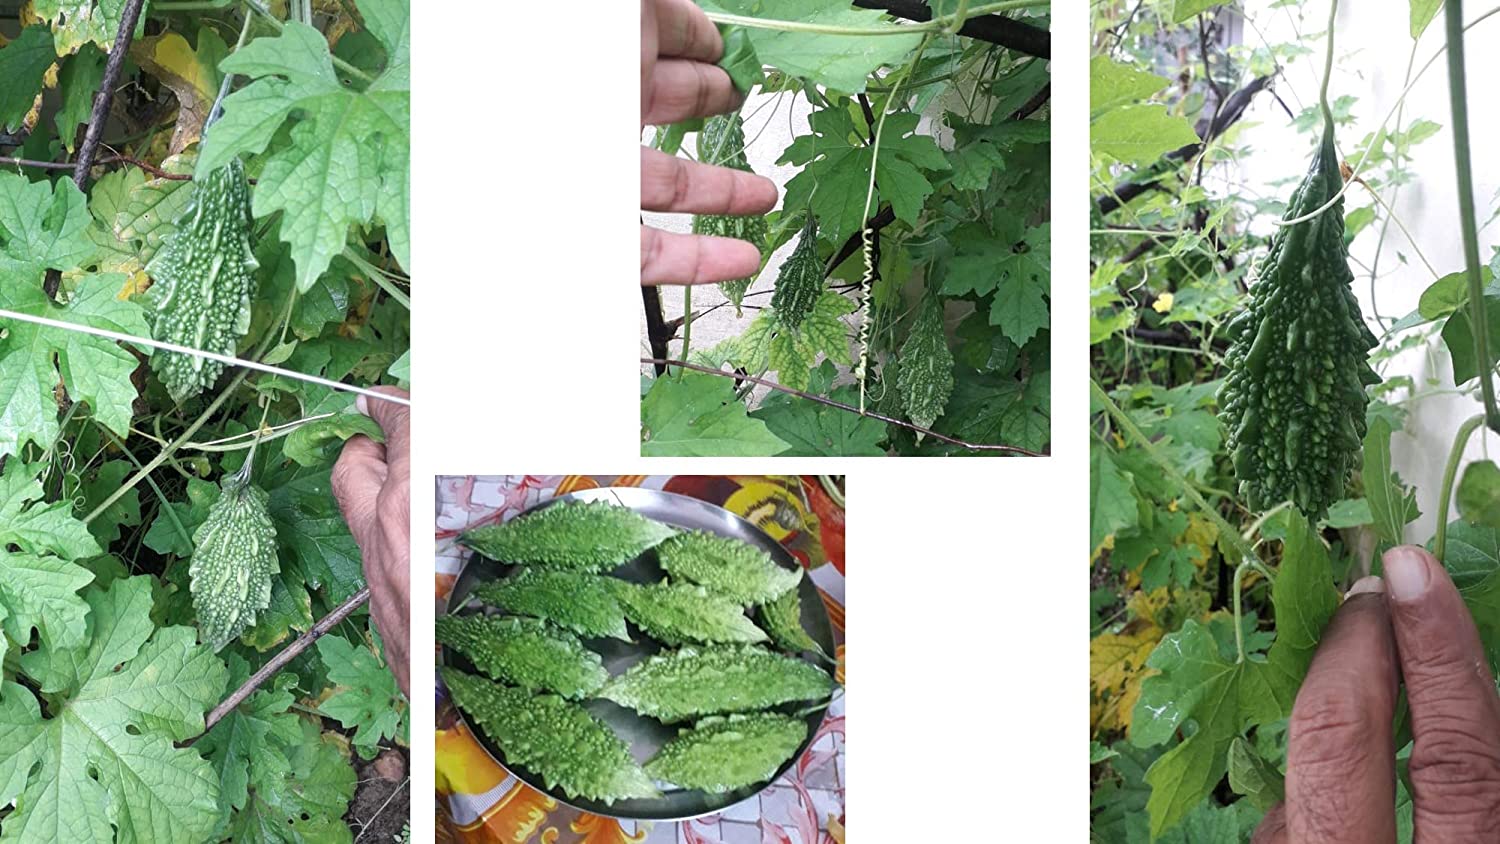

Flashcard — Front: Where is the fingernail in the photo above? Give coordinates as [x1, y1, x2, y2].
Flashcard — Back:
[355, 395, 369, 415]
[1384, 547, 1431, 602]
[1345, 576, 1385, 598]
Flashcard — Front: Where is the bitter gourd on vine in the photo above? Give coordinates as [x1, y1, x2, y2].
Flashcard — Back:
[473, 569, 630, 641]
[611, 580, 768, 646]
[896, 296, 954, 435]
[443, 668, 660, 803]
[655, 530, 801, 605]
[694, 113, 768, 314]
[145, 158, 258, 403]
[1216, 119, 1379, 518]
[189, 471, 278, 650]
[436, 613, 607, 699]
[758, 580, 829, 659]
[599, 645, 834, 722]
[458, 501, 677, 572]
[644, 712, 809, 793]
[770, 215, 822, 329]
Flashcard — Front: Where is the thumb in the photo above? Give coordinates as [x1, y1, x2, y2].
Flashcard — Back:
[356, 387, 410, 478]
[331, 436, 386, 543]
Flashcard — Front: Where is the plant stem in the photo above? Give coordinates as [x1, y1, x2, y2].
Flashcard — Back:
[680, 286, 693, 377]
[341, 247, 411, 309]
[1435, 413, 1487, 559]
[703, 0, 1044, 36]
[242, 0, 374, 84]
[1320, 0, 1339, 120]
[1445, 0, 1500, 432]
[99, 426, 192, 552]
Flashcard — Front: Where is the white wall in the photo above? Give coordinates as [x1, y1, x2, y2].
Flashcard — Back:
[1229, 1, 1500, 542]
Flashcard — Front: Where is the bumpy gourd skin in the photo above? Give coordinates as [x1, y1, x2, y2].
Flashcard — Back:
[146, 158, 258, 404]
[190, 472, 278, 650]
[770, 215, 822, 329]
[442, 668, 660, 804]
[655, 530, 802, 605]
[436, 613, 607, 699]
[1217, 122, 1379, 519]
[694, 113, 768, 313]
[473, 569, 630, 641]
[611, 580, 769, 646]
[758, 582, 829, 659]
[599, 645, 834, 723]
[458, 501, 677, 572]
[644, 712, 808, 793]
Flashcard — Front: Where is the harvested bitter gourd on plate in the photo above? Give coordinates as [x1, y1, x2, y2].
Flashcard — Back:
[146, 158, 259, 404]
[611, 580, 769, 646]
[473, 569, 631, 641]
[599, 645, 835, 722]
[443, 668, 661, 804]
[758, 581, 830, 659]
[436, 613, 607, 699]
[655, 530, 802, 605]
[1216, 117, 1380, 519]
[694, 113, 768, 314]
[190, 471, 278, 650]
[644, 712, 809, 794]
[459, 500, 677, 572]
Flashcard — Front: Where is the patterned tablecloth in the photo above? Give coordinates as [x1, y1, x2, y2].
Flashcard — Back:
[434, 475, 847, 844]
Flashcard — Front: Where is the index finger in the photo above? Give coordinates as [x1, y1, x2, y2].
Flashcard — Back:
[653, 0, 723, 63]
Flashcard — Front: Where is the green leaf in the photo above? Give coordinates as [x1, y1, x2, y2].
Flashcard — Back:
[641, 373, 790, 457]
[715, 25, 762, 92]
[198, 0, 410, 288]
[1091, 104, 1199, 167]
[1227, 738, 1284, 811]
[1171, 0, 1230, 23]
[56, 45, 105, 149]
[1363, 417, 1420, 545]
[32, 0, 147, 55]
[282, 412, 384, 467]
[0, 27, 56, 133]
[79, 459, 142, 547]
[0, 577, 227, 844]
[1091, 443, 1138, 550]
[316, 632, 407, 758]
[1441, 292, 1500, 384]
[751, 384, 887, 456]
[115, 152, 198, 265]
[144, 477, 220, 557]
[699, 0, 921, 93]
[1089, 55, 1171, 116]
[269, 468, 366, 604]
[1411, 0, 1442, 38]
[1459, 460, 1500, 527]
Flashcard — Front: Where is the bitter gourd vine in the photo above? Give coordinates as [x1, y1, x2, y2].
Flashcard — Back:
[473, 569, 630, 641]
[436, 613, 607, 699]
[655, 530, 802, 605]
[599, 645, 835, 722]
[1216, 118, 1380, 518]
[644, 712, 809, 794]
[758, 581, 829, 659]
[895, 295, 955, 435]
[443, 668, 661, 804]
[611, 580, 769, 646]
[189, 469, 279, 650]
[694, 113, 768, 314]
[145, 158, 258, 404]
[458, 501, 677, 572]
[770, 215, 823, 330]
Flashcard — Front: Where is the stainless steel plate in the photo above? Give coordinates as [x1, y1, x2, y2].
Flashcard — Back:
[441, 486, 837, 822]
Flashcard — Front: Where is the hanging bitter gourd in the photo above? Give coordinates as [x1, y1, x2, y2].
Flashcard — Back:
[611, 580, 768, 646]
[1216, 119, 1380, 518]
[473, 569, 630, 641]
[443, 668, 661, 803]
[655, 531, 802, 605]
[895, 296, 955, 435]
[436, 613, 607, 699]
[189, 470, 279, 650]
[694, 113, 768, 314]
[599, 645, 834, 722]
[145, 158, 258, 403]
[644, 712, 809, 793]
[770, 214, 823, 330]
[758, 580, 830, 660]
[458, 501, 677, 572]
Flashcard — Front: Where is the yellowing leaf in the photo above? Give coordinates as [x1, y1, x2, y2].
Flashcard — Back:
[116, 269, 149, 299]
[130, 31, 227, 154]
[1091, 621, 1163, 733]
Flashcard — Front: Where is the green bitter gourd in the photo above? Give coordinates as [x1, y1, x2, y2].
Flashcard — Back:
[694, 113, 768, 314]
[895, 296, 955, 436]
[758, 580, 830, 659]
[436, 613, 607, 699]
[655, 530, 802, 605]
[770, 214, 822, 330]
[1216, 119, 1380, 518]
[443, 668, 660, 803]
[458, 501, 677, 572]
[611, 580, 768, 646]
[473, 569, 630, 641]
[644, 712, 809, 793]
[189, 470, 279, 650]
[599, 645, 834, 722]
[145, 158, 258, 403]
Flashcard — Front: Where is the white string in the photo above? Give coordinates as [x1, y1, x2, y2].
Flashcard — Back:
[0, 306, 411, 407]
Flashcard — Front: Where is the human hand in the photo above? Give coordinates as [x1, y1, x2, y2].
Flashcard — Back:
[640, 0, 778, 286]
[1253, 545, 1500, 842]
[331, 387, 411, 697]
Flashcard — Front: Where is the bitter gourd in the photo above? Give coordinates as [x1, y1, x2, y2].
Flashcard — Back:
[896, 296, 955, 435]
[770, 215, 822, 330]
[644, 712, 808, 793]
[443, 668, 660, 803]
[655, 530, 802, 605]
[436, 613, 607, 699]
[473, 569, 630, 641]
[189, 471, 279, 650]
[758, 580, 829, 659]
[694, 113, 768, 314]
[146, 158, 258, 403]
[611, 580, 768, 646]
[1216, 119, 1380, 518]
[599, 645, 834, 722]
[458, 501, 677, 572]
